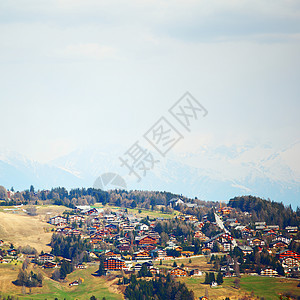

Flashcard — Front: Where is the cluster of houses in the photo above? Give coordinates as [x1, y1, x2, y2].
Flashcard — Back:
[47, 204, 300, 279]
[1, 203, 299, 281]
[0, 240, 18, 264]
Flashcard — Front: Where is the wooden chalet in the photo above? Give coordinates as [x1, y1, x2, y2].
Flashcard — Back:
[43, 261, 57, 268]
[133, 250, 151, 260]
[170, 267, 188, 277]
[248, 237, 265, 247]
[285, 226, 298, 233]
[104, 257, 125, 270]
[271, 241, 289, 250]
[39, 253, 54, 263]
[75, 263, 86, 269]
[69, 280, 79, 287]
[181, 251, 194, 257]
[105, 250, 121, 259]
[69, 215, 85, 224]
[140, 244, 156, 252]
[149, 266, 159, 275]
[50, 216, 67, 225]
[260, 269, 278, 276]
[136, 235, 157, 245]
[279, 250, 300, 261]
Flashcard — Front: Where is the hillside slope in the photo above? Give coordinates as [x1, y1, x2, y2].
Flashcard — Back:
[0, 211, 53, 252]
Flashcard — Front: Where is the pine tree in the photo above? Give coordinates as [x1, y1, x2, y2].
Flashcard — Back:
[216, 271, 223, 285]
[204, 272, 209, 284]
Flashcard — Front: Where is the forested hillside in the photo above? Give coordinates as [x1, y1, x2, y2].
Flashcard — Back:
[228, 195, 300, 227]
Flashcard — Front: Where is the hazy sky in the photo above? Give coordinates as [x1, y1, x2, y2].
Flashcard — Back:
[0, 0, 299, 163]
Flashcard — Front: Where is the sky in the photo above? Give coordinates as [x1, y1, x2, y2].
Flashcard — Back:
[0, 0, 299, 167]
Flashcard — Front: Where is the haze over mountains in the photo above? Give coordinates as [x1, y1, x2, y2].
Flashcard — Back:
[0, 141, 299, 209]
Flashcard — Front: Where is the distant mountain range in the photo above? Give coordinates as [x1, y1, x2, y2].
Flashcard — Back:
[0, 141, 299, 209]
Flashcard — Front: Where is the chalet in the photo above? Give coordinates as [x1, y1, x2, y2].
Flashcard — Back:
[87, 208, 99, 216]
[140, 244, 156, 252]
[69, 280, 79, 287]
[134, 263, 142, 272]
[75, 263, 86, 269]
[255, 222, 266, 226]
[7, 249, 17, 256]
[238, 246, 253, 255]
[149, 266, 159, 275]
[69, 215, 85, 224]
[220, 207, 231, 215]
[270, 241, 289, 250]
[104, 258, 125, 270]
[285, 226, 298, 233]
[43, 261, 57, 268]
[194, 231, 207, 239]
[181, 251, 194, 257]
[190, 269, 203, 276]
[248, 238, 265, 247]
[133, 250, 151, 260]
[175, 246, 183, 253]
[151, 249, 166, 259]
[170, 267, 188, 277]
[260, 269, 278, 276]
[279, 250, 300, 261]
[103, 214, 115, 222]
[56, 222, 68, 228]
[186, 215, 198, 222]
[221, 242, 232, 252]
[50, 216, 67, 225]
[169, 198, 184, 207]
[274, 235, 291, 245]
[264, 230, 277, 238]
[105, 251, 121, 259]
[148, 231, 160, 240]
[139, 224, 149, 231]
[196, 222, 205, 229]
[68, 229, 81, 236]
[202, 247, 212, 254]
[266, 225, 280, 231]
[39, 253, 54, 263]
[136, 235, 157, 245]
[255, 225, 266, 230]
[282, 257, 300, 269]
[205, 233, 234, 250]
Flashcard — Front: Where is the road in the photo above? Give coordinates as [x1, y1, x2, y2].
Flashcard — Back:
[214, 212, 237, 247]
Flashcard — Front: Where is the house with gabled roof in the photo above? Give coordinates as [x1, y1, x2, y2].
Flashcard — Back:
[279, 250, 300, 261]
[39, 253, 54, 263]
[136, 235, 157, 246]
[248, 237, 265, 247]
[50, 216, 67, 225]
[170, 267, 188, 277]
[133, 250, 151, 260]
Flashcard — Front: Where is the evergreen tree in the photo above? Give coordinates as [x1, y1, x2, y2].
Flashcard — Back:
[216, 271, 223, 285]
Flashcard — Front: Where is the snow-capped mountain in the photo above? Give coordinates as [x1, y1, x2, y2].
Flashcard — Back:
[0, 150, 82, 190]
[0, 142, 299, 209]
